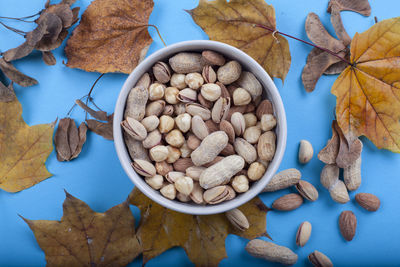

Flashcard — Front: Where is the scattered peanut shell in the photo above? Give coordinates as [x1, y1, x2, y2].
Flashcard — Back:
[263, 168, 301, 192]
[245, 239, 298, 266]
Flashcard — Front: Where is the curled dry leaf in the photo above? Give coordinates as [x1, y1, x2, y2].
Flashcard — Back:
[87, 113, 114, 140]
[332, 17, 400, 153]
[327, 0, 371, 16]
[129, 188, 270, 266]
[334, 121, 363, 168]
[22, 191, 141, 266]
[189, 0, 291, 82]
[0, 82, 16, 102]
[54, 118, 87, 161]
[0, 96, 54, 192]
[65, 0, 154, 73]
[324, 59, 349, 75]
[0, 58, 37, 87]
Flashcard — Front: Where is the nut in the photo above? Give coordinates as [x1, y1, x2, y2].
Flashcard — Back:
[205, 119, 219, 133]
[231, 112, 246, 136]
[295, 180, 319, 201]
[218, 81, 230, 98]
[186, 103, 211, 120]
[170, 73, 187, 89]
[320, 164, 349, 204]
[233, 87, 252, 106]
[203, 185, 229, 204]
[160, 183, 176, 200]
[185, 72, 204, 90]
[190, 182, 204, 204]
[236, 71, 262, 100]
[145, 100, 165, 117]
[165, 129, 185, 147]
[155, 161, 173, 176]
[234, 138, 257, 164]
[202, 65, 217, 83]
[260, 114, 276, 132]
[145, 175, 164, 190]
[227, 105, 247, 121]
[191, 115, 209, 140]
[159, 115, 175, 134]
[296, 221, 312, 247]
[124, 86, 148, 120]
[197, 93, 213, 109]
[217, 60, 242, 85]
[272, 193, 303, 211]
[199, 155, 245, 189]
[244, 113, 258, 128]
[343, 156, 361, 191]
[299, 140, 313, 164]
[177, 88, 197, 103]
[121, 117, 147, 141]
[201, 83, 221, 101]
[179, 141, 192, 158]
[174, 176, 194, 196]
[211, 96, 231, 123]
[191, 131, 228, 166]
[135, 72, 151, 91]
[263, 168, 301, 192]
[355, 193, 380, 211]
[220, 120, 235, 143]
[256, 99, 273, 120]
[187, 133, 201, 150]
[339, 210, 357, 241]
[245, 239, 298, 266]
[202, 50, 225, 66]
[153, 61, 171, 83]
[132, 159, 156, 177]
[330, 180, 350, 204]
[149, 145, 169, 162]
[308, 251, 333, 267]
[166, 145, 181, 163]
[225, 185, 236, 200]
[225, 208, 249, 231]
[169, 52, 202, 73]
[124, 134, 149, 161]
[203, 155, 224, 168]
[258, 131, 276, 161]
[162, 105, 174, 116]
[247, 162, 266, 181]
[174, 103, 186, 115]
[175, 113, 191, 133]
[165, 171, 184, 183]
[231, 175, 249, 193]
[141, 115, 160, 132]
[186, 166, 206, 181]
[164, 86, 180, 104]
[173, 158, 194, 172]
[177, 192, 191, 202]
[220, 143, 235, 156]
[243, 126, 261, 144]
[142, 129, 162, 149]
[149, 83, 166, 101]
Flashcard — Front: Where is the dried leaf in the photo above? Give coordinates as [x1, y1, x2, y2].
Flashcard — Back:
[189, 0, 291, 82]
[0, 58, 38, 87]
[0, 97, 54, 192]
[70, 7, 80, 25]
[71, 122, 88, 160]
[129, 188, 269, 266]
[42, 51, 57, 66]
[0, 82, 15, 102]
[36, 29, 68, 52]
[334, 120, 363, 168]
[327, 0, 371, 16]
[332, 17, 400, 152]
[318, 120, 340, 164]
[45, 3, 74, 28]
[324, 60, 348, 75]
[87, 114, 113, 140]
[65, 0, 154, 73]
[37, 12, 63, 43]
[330, 4, 351, 46]
[62, 0, 77, 6]
[23, 191, 141, 266]
[75, 99, 108, 121]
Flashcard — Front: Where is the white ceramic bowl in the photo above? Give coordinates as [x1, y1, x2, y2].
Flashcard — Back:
[114, 40, 287, 215]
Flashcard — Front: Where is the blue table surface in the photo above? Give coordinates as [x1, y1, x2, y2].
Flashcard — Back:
[1, 0, 400, 266]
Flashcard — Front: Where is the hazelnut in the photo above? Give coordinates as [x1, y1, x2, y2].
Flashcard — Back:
[175, 113, 192, 133]
[160, 183, 176, 200]
[243, 113, 258, 128]
[175, 176, 194, 196]
[164, 86, 180, 104]
[166, 145, 181, 163]
[170, 73, 187, 89]
[231, 175, 249, 193]
[149, 83, 166, 101]
[233, 87, 252, 106]
[165, 129, 185, 147]
[247, 162, 266, 181]
[260, 114, 277, 132]
[200, 83, 221, 102]
[185, 73, 204, 90]
[159, 115, 175, 133]
[145, 175, 164, 190]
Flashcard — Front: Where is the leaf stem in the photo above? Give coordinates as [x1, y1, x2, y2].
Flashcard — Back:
[255, 24, 352, 65]
[0, 21, 26, 36]
[146, 24, 167, 47]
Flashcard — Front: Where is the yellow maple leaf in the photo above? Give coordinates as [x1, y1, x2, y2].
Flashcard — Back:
[0, 96, 54, 192]
[332, 17, 400, 152]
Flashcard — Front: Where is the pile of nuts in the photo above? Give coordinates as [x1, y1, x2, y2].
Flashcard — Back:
[122, 50, 277, 205]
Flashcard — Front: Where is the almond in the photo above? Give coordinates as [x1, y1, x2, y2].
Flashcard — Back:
[272, 193, 303, 211]
[355, 193, 380, 211]
[339, 210, 357, 241]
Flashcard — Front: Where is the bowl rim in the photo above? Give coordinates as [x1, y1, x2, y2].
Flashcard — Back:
[114, 40, 287, 215]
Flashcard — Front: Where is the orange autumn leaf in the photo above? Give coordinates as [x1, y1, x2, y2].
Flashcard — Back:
[332, 17, 400, 152]
[189, 0, 291, 82]
[65, 0, 154, 74]
[0, 96, 54, 192]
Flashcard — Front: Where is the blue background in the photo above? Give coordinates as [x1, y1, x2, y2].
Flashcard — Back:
[1, 0, 399, 266]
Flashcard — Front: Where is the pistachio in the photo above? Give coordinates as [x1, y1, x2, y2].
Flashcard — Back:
[203, 185, 229, 204]
[185, 72, 204, 90]
[162, 105, 174, 116]
[204, 119, 219, 133]
[202, 50, 225, 66]
[263, 168, 301, 192]
[260, 114, 277, 131]
[231, 112, 246, 136]
[185, 166, 206, 181]
[160, 183, 176, 200]
[220, 143, 235, 156]
[169, 52, 203, 73]
[234, 138, 257, 164]
[247, 162, 266, 181]
[191, 115, 209, 140]
[159, 115, 175, 134]
[148, 82, 166, 101]
[202, 65, 217, 83]
[174, 103, 186, 115]
[245, 239, 298, 266]
[121, 117, 147, 141]
[217, 81, 230, 98]
[175, 176, 194, 196]
[190, 182, 205, 204]
[233, 87, 252, 106]
[165, 129, 185, 147]
[244, 113, 258, 128]
[217, 60, 242, 85]
[165, 171, 185, 183]
[231, 175, 249, 193]
[272, 193, 303, 211]
[211, 96, 231, 123]
[132, 159, 156, 177]
[177, 192, 191, 202]
[197, 93, 213, 109]
[164, 86, 180, 104]
[187, 133, 201, 150]
[141, 115, 160, 132]
[186, 103, 211, 120]
[142, 129, 162, 149]
[145, 100, 165, 117]
[296, 221, 312, 247]
[170, 73, 187, 89]
[155, 161, 173, 176]
[166, 145, 181, 163]
[177, 88, 197, 103]
[256, 100, 273, 120]
[152, 61, 171, 83]
[243, 126, 261, 144]
[236, 71, 262, 100]
[308, 251, 333, 267]
[225, 208, 249, 231]
[175, 113, 191, 133]
[296, 180, 319, 201]
[299, 140, 314, 164]
[201, 83, 221, 101]
[257, 131, 276, 161]
[191, 131, 228, 166]
[149, 145, 169, 162]
[200, 155, 245, 189]
[220, 120, 235, 143]
[180, 141, 192, 158]
[124, 86, 148, 120]
[145, 175, 164, 190]
[227, 185, 237, 200]
[173, 158, 194, 172]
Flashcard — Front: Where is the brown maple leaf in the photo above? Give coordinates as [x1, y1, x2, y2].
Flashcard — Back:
[65, 0, 154, 74]
[22, 191, 141, 267]
[129, 188, 269, 267]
